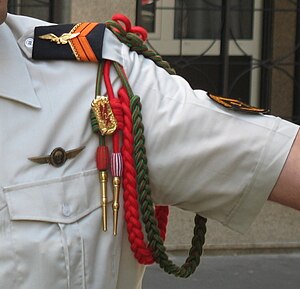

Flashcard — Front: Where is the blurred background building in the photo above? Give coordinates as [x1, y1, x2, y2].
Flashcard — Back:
[8, 0, 300, 254]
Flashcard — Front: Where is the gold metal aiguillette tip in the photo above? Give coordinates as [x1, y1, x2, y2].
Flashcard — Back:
[112, 176, 121, 236]
[99, 171, 108, 232]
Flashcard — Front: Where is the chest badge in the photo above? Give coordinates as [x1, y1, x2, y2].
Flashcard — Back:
[28, 146, 85, 167]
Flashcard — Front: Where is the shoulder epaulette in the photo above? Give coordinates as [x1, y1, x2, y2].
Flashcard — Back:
[33, 22, 105, 62]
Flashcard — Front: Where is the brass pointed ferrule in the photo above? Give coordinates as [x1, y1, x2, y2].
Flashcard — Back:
[99, 171, 108, 231]
[112, 176, 121, 236]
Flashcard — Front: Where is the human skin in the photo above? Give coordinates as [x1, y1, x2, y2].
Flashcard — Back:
[269, 131, 300, 210]
[0, 0, 299, 213]
[0, 0, 8, 24]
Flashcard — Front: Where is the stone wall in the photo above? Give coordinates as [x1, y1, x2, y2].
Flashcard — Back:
[269, 0, 297, 120]
[70, 0, 136, 23]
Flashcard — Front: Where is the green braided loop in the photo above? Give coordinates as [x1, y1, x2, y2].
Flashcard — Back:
[105, 20, 176, 75]
[113, 62, 207, 277]
[91, 63, 103, 134]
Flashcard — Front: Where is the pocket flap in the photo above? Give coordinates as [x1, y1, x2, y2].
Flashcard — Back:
[4, 169, 110, 224]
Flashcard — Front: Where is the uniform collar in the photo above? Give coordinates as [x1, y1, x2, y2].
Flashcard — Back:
[0, 15, 41, 108]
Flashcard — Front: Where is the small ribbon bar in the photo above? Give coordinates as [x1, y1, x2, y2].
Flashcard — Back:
[32, 23, 105, 62]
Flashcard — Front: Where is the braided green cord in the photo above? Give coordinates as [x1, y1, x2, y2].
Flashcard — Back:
[105, 20, 176, 75]
[90, 110, 99, 133]
[113, 62, 207, 277]
[91, 63, 105, 146]
[95, 62, 103, 96]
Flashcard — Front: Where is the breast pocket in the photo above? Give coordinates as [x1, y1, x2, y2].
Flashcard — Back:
[4, 169, 105, 223]
[3, 169, 112, 289]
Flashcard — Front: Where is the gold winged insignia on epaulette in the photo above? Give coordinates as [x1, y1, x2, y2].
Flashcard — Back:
[39, 32, 80, 45]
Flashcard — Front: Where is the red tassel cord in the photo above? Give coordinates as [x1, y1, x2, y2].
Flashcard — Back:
[103, 60, 125, 235]
[91, 63, 116, 232]
[103, 16, 169, 264]
[90, 15, 206, 276]
[118, 86, 169, 264]
[94, 16, 169, 264]
[96, 13, 207, 278]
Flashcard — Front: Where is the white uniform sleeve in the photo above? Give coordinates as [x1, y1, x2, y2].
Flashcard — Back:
[120, 44, 299, 233]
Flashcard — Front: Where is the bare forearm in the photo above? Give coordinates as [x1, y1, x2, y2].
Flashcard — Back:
[269, 130, 300, 210]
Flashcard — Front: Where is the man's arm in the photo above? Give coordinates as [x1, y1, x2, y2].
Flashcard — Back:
[269, 130, 300, 210]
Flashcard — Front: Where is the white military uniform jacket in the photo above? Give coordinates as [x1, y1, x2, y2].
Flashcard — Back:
[0, 14, 298, 289]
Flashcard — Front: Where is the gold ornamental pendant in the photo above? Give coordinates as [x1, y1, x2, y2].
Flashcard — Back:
[91, 96, 118, 135]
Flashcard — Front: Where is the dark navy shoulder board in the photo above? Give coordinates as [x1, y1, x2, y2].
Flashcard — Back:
[32, 22, 105, 62]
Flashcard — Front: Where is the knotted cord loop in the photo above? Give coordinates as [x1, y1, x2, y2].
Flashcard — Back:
[105, 17, 176, 75]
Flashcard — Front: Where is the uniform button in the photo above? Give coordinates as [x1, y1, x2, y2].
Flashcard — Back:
[25, 38, 34, 48]
[62, 203, 72, 217]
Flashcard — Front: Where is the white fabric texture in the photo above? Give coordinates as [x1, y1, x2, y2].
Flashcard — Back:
[0, 13, 298, 289]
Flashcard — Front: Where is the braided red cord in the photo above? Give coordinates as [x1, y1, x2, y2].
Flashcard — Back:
[112, 14, 148, 42]
[118, 87, 154, 264]
[103, 16, 169, 264]
[103, 61, 115, 98]
[119, 86, 170, 264]
[112, 14, 132, 33]
[103, 61, 121, 154]
[103, 60, 152, 263]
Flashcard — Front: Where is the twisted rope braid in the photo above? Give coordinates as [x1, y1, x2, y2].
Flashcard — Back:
[113, 61, 207, 277]
[95, 60, 168, 265]
[119, 86, 170, 265]
[100, 14, 207, 277]
[118, 86, 154, 264]
[90, 15, 207, 275]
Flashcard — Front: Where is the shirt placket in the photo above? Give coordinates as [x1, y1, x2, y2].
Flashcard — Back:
[59, 222, 86, 289]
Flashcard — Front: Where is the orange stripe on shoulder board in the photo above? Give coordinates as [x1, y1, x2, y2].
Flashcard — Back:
[70, 23, 99, 62]
[78, 23, 99, 62]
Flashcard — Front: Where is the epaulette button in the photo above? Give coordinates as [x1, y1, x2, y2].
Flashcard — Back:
[25, 38, 34, 48]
